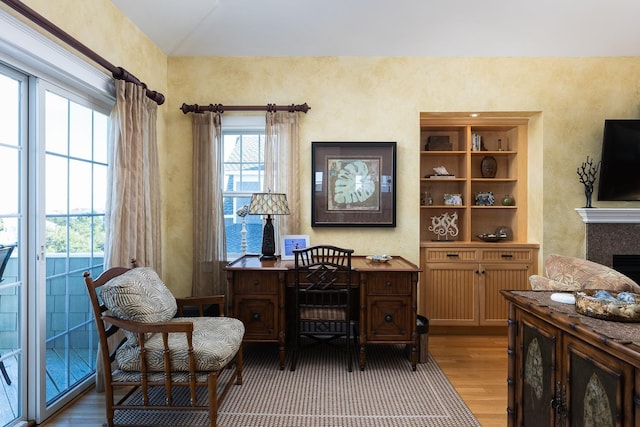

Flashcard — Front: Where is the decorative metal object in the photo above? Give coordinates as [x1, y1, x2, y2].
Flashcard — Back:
[428, 212, 459, 241]
[577, 156, 601, 208]
[248, 192, 290, 260]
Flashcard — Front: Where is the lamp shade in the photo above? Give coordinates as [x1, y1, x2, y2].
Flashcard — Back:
[248, 192, 290, 216]
[248, 192, 290, 260]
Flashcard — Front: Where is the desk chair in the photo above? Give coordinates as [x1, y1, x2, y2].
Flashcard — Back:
[290, 245, 355, 372]
[0, 243, 16, 385]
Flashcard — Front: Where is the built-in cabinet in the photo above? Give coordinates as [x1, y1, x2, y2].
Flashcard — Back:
[422, 244, 537, 327]
[419, 114, 538, 329]
[502, 291, 639, 426]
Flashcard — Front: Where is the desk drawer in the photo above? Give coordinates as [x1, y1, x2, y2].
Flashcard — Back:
[366, 272, 412, 295]
[232, 271, 278, 293]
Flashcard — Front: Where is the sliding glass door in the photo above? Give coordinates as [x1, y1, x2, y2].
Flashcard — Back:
[0, 65, 110, 426]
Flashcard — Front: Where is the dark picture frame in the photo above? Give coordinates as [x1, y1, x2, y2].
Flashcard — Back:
[311, 141, 396, 227]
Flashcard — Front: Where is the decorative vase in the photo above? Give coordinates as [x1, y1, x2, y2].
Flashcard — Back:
[501, 194, 515, 206]
[584, 186, 593, 208]
[481, 156, 497, 178]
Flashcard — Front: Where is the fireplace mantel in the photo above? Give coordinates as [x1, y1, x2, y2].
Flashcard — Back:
[575, 208, 640, 223]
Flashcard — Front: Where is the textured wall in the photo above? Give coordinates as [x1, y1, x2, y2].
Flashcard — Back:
[166, 56, 640, 294]
[14, 1, 640, 297]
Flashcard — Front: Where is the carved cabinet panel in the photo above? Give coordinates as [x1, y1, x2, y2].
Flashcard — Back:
[504, 291, 639, 427]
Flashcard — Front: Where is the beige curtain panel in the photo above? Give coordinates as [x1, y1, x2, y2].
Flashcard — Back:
[99, 79, 161, 391]
[265, 111, 300, 253]
[191, 112, 227, 296]
[104, 79, 162, 272]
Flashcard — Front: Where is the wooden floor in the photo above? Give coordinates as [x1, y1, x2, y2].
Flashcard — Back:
[41, 334, 509, 427]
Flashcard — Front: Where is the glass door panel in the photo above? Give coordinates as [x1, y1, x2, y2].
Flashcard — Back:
[0, 67, 26, 427]
[42, 89, 107, 408]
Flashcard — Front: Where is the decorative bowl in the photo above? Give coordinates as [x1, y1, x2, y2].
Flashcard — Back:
[477, 233, 507, 242]
[575, 289, 640, 322]
[366, 255, 393, 263]
[474, 192, 495, 206]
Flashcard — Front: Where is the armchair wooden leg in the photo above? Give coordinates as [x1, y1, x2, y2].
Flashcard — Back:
[208, 373, 217, 427]
[236, 344, 243, 385]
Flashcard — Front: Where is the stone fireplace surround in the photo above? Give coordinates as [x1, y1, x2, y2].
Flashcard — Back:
[575, 208, 640, 276]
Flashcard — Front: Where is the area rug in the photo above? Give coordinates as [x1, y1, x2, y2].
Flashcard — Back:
[114, 342, 480, 427]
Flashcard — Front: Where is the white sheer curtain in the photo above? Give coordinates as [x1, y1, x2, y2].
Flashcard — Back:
[104, 80, 161, 272]
[99, 80, 160, 392]
[265, 111, 300, 251]
[191, 112, 227, 296]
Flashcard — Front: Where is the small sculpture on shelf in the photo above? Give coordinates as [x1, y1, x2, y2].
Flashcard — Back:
[577, 156, 601, 208]
[429, 212, 459, 241]
[425, 165, 455, 179]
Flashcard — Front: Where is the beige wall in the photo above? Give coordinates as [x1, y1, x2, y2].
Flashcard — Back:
[18, 1, 640, 296]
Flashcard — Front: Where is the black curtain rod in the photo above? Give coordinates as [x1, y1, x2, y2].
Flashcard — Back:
[180, 103, 311, 114]
[1, 0, 165, 105]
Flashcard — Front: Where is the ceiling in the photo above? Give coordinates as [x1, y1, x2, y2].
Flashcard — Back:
[111, 0, 640, 57]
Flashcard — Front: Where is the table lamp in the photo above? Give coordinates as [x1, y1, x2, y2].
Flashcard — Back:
[248, 192, 290, 260]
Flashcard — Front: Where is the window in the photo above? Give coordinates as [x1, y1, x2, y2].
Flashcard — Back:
[222, 117, 266, 259]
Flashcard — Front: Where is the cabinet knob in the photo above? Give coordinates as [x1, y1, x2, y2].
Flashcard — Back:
[385, 281, 392, 287]
[251, 312, 260, 321]
[384, 314, 393, 322]
[252, 279, 260, 286]
[446, 253, 460, 258]
[501, 254, 514, 259]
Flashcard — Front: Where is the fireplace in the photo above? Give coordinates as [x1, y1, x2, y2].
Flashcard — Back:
[612, 255, 640, 284]
[575, 209, 640, 279]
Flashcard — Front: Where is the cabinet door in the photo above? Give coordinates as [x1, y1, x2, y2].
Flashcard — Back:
[517, 311, 560, 427]
[480, 262, 531, 325]
[565, 336, 632, 427]
[235, 296, 278, 340]
[424, 262, 478, 325]
[367, 296, 412, 342]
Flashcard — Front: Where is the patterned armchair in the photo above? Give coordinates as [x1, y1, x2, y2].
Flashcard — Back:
[529, 254, 640, 293]
[84, 263, 244, 427]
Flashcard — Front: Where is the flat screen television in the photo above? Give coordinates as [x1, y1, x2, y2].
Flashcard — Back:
[597, 119, 640, 201]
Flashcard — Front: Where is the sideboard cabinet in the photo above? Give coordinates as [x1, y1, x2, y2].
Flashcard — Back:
[502, 291, 640, 426]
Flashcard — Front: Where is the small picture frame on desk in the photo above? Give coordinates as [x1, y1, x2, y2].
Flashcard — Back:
[280, 235, 310, 260]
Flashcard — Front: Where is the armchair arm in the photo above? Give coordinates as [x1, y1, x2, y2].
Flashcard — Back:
[101, 314, 193, 334]
[176, 295, 226, 317]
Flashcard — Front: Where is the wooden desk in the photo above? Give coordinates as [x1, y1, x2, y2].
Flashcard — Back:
[502, 291, 640, 426]
[225, 254, 420, 370]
